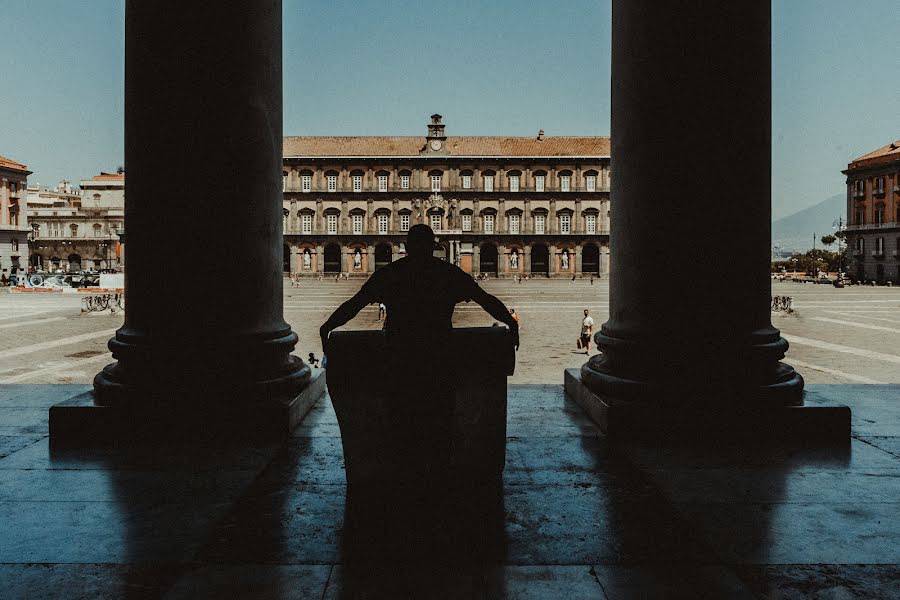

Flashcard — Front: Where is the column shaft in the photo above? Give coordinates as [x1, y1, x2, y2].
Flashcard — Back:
[581, 0, 802, 405]
[95, 0, 309, 405]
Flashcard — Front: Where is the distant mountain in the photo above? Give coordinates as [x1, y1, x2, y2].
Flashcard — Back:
[772, 193, 845, 254]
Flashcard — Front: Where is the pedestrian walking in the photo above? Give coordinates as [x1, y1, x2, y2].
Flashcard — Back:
[378, 302, 386, 321]
[578, 309, 594, 354]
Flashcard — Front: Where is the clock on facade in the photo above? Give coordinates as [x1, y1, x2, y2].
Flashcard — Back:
[430, 140, 442, 151]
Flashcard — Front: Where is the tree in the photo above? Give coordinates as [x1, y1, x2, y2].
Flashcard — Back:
[821, 234, 836, 246]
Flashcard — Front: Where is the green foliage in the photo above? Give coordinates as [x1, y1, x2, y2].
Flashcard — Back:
[820, 234, 836, 246]
[772, 248, 847, 274]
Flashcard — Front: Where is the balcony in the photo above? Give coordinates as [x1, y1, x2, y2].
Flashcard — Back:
[845, 222, 898, 231]
[35, 232, 121, 241]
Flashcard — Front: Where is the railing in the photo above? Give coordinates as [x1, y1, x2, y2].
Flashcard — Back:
[32, 233, 121, 240]
[284, 184, 610, 194]
[283, 228, 611, 236]
[845, 222, 899, 231]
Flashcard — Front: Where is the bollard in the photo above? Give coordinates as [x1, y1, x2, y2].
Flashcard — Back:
[326, 327, 515, 488]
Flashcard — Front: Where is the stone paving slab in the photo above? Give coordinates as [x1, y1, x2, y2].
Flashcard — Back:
[0, 382, 897, 598]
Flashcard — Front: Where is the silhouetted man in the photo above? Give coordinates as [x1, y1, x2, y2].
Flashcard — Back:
[320, 224, 518, 476]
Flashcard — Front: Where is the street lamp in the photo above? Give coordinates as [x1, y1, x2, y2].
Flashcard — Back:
[27, 223, 39, 272]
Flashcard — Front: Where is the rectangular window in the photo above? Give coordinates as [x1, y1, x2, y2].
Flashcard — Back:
[400, 213, 410, 231]
[586, 175, 597, 192]
[535, 214, 545, 234]
[462, 175, 472, 189]
[283, 174, 287, 191]
[483, 214, 494, 234]
[856, 210, 865, 225]
[378, 175, 388, 192]
[352, 175, 363, 192]
[327, 214, 338, 234]
[462, 214, 472, 231]
[535, 175, 545, 192]
[11, 239, 18, 252]
[430, 214, 441, 231]
[400, 175, 410, 189]
[352, 214, 363, 234]
[560, 214, 571, 234]
[509, 175, 520, 192]
[431, 174, 442, 192]
[875, 177, 885, 194]
[586, 214, 596, 233]
[301, 214, 312, 234]
[876, 207, 884, 224]
[484, 175, 494, 192]
[560, 175, 571, 192]
[378, 213, 388, 234]
[327, 175, 337, 192]
[876, 237, 885, 254]
[509, 214, 520, 234]
[301, 174, 311, 192]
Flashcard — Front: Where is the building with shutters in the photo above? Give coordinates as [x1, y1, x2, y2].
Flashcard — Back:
[0, 155, 31, 279]
[282, 115, 610, 277]
[843, 140, 900, 284]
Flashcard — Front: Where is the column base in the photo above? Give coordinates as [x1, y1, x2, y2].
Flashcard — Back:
[49, 369, 326, 446]
[564, 368, 850, 442]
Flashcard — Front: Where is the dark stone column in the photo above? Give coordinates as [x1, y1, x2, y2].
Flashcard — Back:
[92, 1, 311, 413]
[566, 0, 847, 440]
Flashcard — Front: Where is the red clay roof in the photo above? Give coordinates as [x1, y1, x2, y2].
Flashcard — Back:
[283, 136, 610, 157]
[0, 155, 30, 173]
[90, 172, 125, 180]
[851, 140, 900, 164]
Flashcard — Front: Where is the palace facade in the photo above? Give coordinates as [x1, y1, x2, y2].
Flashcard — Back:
[26, 171, 124, 272]
[0, 155, 31, 278]
[282, 115, 610, 277]
[843, 140, 900, 284]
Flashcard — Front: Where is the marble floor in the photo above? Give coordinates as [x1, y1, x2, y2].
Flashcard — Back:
[0, 382, 898, 599]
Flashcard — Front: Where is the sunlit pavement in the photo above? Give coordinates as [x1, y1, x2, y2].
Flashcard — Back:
[0, 281, 899, 598]
[2, 279, 899, 386]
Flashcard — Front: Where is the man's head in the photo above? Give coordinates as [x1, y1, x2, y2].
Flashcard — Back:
[406, 224, 436, 258]
[584, 309, 589, 317]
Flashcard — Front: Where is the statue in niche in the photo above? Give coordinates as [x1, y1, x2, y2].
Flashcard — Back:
[354, 249, 362, 270]
[561, 251, 569, 270]
[510, 251, 519, 270]
[303, 249, 311, 270]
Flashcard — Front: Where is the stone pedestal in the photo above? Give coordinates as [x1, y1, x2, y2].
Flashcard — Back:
[51, 0, 315, 442]
[572, 0, 847, 440]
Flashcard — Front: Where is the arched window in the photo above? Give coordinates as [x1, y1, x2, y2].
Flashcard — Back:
[376, 170, 389, 192]
[507, 170, 522, 192]
[93, 223, 102, 237]
[324, 208, 340, 234]
[374, 208, 391, 234]
[557, 208, 574, 234]
[429, 169, 443, 192]
[300, 170, 313, 193]
[584, 169, 599, 192]
[351, 169, 365, 193]
[506, 208, 523, 234]
[583, 208, 600, 234]
[482, 169, 496, 192]
[325, 170, 339, 192]
[480, 208, 497, 234]
[460, 208, 474, 232]
[558, 170, 573, 192]
[299, 209, 314, 234]
[460, 169, 474, 190]
[349, 208, 366, 234]
[70, 224, 78, 237]
[533, 170, 548, 192]
[532, 208, 548, 234]
[399, 169, 412, 190]
[398, 208, 412, 232]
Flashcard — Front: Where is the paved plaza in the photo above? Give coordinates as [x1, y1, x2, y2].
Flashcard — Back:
[1, 279, 899, 386]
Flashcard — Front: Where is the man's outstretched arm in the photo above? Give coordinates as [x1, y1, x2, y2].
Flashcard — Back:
[471, 287, 520, 350]
[319, 286, 377, 349]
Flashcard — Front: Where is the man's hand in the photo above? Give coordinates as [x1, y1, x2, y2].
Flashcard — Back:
[509, 322, 520, 351]
[319, 325, 330, 353]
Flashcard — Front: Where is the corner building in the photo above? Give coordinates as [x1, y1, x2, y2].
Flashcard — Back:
[282, 115, 610, 278]
[843, 140, 900, 284]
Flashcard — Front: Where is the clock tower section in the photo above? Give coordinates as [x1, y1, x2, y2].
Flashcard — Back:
[423, 113, 448, 154]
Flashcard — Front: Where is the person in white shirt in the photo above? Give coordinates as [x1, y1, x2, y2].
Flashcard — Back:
[580, 309, 595, 354]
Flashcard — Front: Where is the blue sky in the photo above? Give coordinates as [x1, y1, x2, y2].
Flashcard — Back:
[1, 0, 898, 218]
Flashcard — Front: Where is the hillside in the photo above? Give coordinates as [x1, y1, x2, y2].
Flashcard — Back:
[772, 193, 845, 254]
